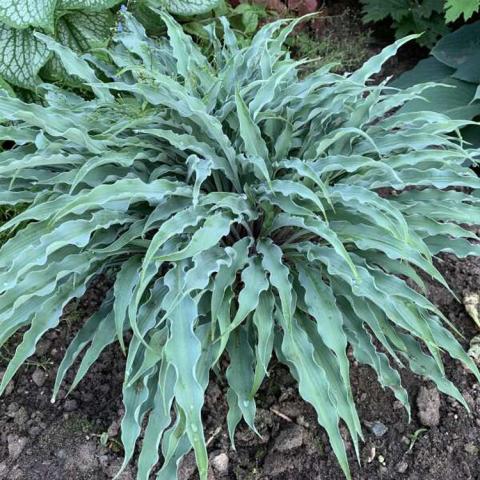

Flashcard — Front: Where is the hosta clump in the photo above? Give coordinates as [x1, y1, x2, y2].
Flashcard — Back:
[1, 10, 480, 479]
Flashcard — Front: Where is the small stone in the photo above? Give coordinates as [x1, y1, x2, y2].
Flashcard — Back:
[393, 401, 404, 410]
[13, 407, 29, 427]
[464, 443, 479, 455]
[63, 399, 78, 412]
[366, 446, 376, 463]
[464, 293, 480, 328]
[107, 420, 120, 438]
[8, 467, 24, 480]
[6, 402, 19, 417]
[55, 449, 67, 460]
[28, 426, 42, 437]
[35, 339, 52, 357]
[378, 454, 385, 464]
[0, 462, 8, 479]
[5, 381, 14, 396]
[367, 421, 388, 438]
[274, 425, 304, 452]
[31, 369, 47, 388]
[468, 335, 480, 366]
[7, 435, 28, 460]
[211, 453, 229, 475]
[417, 386, 441, 427]
[396, 461, 408, 473]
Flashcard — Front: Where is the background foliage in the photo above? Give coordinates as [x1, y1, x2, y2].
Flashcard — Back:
[360, 0, 480, 47]
[0, 0, 222, 90]
[392, 20, 480, 146]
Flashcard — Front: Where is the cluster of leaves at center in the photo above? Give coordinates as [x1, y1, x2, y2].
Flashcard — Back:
[1, 10, 480, 480]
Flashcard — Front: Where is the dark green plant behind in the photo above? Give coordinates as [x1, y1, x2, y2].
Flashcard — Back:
[392, 20, 480, 146]
[360, 0, 480, 47]
[0, 9, 480, 480]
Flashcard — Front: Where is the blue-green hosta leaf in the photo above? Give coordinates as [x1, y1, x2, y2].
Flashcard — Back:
[223, 256, 269, 335]
[226, 326, 258, 433]
[296, 263, 352, 397]
[235, 88, 269, 161]
[148, 0, 221, 16]
[0, 24, 49, 88]
[350, 34, 419, 83]
[68, 309, 118, 393]
[271, 213, 357, 276]
[0, 0, 56, 30]
[52, 295, 113, 402]
[113, 255, 143, 352]
[137, 363, 176, 480]
[250, 290, 275, 396]
[257, 239, 294, 325]
[299, 312, 364, 451]
[165, 296, 208, 480]
[340, 300, 410, 416]
[277, 314, 352, 480]
[211, 238, 251, 352]
[0, 275, 88, 395]
[119, 362, 156, 476]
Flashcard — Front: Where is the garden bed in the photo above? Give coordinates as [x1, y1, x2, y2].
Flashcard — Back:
[1, 2, 479, 480]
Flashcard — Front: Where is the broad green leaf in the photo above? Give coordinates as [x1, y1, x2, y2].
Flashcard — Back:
[59, 0, 122, 10]
[0, 24, 50, 88]
[445, 0, 480, 22]
[0, 0, 56, 30]
[42, 11, 114, 84]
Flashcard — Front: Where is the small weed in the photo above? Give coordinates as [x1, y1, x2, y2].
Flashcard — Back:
[407, 428, 428, 452]
[0, 205, 22, 246]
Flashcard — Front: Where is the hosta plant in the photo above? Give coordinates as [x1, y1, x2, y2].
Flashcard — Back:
[1, 9, 480, 480]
